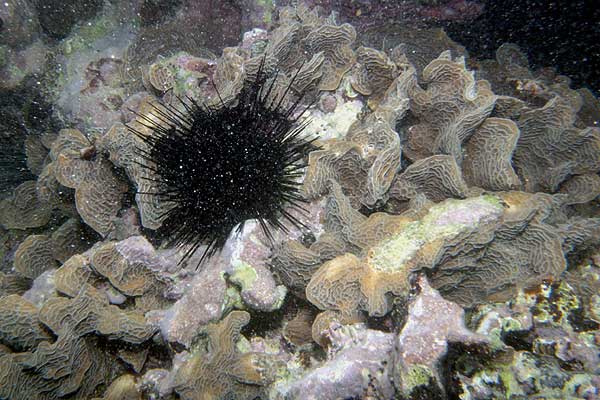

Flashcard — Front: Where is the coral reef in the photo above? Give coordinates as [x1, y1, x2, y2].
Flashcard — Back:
[461, 278, 600, 399]
[0, 284, 155, 400]
[49, 128, 129, 236]
[278, 322, 396, 399]
[305, 188, 510, 316]
[173, 310, 279, 400]
[1, 2, 600, 399]
[0, 295, 52, 351]
[0, 181, 52, 230]
[394, 276, 489, 397]
[14, 234, 58, 279]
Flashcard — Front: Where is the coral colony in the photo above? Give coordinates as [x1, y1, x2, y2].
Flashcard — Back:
[1, 2, 600, 400]
[129, 59, 315, 265]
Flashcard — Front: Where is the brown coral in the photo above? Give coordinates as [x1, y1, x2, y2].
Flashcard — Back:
[54, 254, 95, 297]
[390, 155, 469, 203]
[271, 239, 326, 298]
[50, 218, 92, 263]
[93, 374, 142, 400]
[308, 183, 502, 316]
[0, 181, 53, 230]
[351, 46, 398, 104]
[302, 69, 410, 209]
[106, 102, 176, 230]
[35, 162, 64, 208]
[264, 7, 356, 92]
[345, 102, 406, 207]
[303, 23, 356, 90]
[173, 310, 276, 400]
[283, 309, 316, 346]
[0, 272, 30, 296]
[49, 128, 90, 161]
[311, 309, 365, 348]
[0, 286, 135, 399]
[558, 174, 600, 205]
[513, 97, 600, 193]
[576, 87, 600, 127]
[14, 235, 59, 279]
[20, 334, 113, 398]
[365, 27, 466, 77]
[477, 43, 533, 97]
[307, 253, 369, 314]
[404, 53, 497, 165]
[0, 353, 51, 400]
[49, 128, 128, 236]
[143, 59, 176, 94]
[462, 117, 522, 191]
[75, 158, 128, 236]
[302, 140, 369, 206]
[97, 123, 139, 175]
[96, 306, 156, 344]
[0, 295, 52, 351]
[24, 135, 48, 176]
[39, 284, 156, 343]
[429, 192, 568, 307]
[90, 237, 159, 297]
[324, 181, 410, 252]
[304, 181, 570, 313]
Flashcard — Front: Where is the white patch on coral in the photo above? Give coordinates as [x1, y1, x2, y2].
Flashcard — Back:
[302, 97, 363, 140]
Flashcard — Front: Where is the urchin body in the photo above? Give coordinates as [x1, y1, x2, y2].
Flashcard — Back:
[132, 67, 314, 264]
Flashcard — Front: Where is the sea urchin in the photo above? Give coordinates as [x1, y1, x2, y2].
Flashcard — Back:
[130, 62, 315, 265]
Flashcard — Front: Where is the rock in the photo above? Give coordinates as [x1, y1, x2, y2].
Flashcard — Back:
[279, 323, 396, 400]
[394, 275, 488, 397]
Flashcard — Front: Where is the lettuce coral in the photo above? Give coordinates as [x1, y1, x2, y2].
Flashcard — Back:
[0, 181, 52, 230]
[0, 283, 154, 399]
[173, 310, 277, 400]
[2, 3, 600, 399]
[514, 97, 600, 193]
[47, 128, 128, 236]
[14, 235, 58, 279]
[0, 295, 52, 351]
[307, 185, 505, 316]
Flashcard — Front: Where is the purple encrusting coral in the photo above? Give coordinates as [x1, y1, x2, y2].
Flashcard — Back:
[0, 1, 600, 399]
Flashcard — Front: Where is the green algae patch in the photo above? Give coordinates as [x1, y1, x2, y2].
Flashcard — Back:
[223, 286, 244, 312]
[256, 0, 274, 25]
[236, 336, 252, 353]
[369, 196, 504, 273]
[402, 365, 435, 394]
[229, 261, 258, 291]
[62, 16, 118, 55]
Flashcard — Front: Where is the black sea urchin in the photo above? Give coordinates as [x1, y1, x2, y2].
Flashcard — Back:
[130, 62, 315, 265]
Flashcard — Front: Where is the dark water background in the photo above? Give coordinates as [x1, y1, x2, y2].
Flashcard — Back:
[443, 0, 600, 95]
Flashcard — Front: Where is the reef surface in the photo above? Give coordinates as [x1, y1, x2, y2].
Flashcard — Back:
[1, 1, 600, 400]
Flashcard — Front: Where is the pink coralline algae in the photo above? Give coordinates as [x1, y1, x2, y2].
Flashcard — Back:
[394, 275, 488, 395]
[281, 323, 396, 400]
